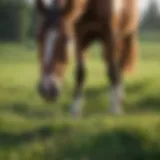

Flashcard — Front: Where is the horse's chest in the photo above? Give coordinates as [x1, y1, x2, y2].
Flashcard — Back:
[76, 17, 105, 41]
[74, 0, 126, 41]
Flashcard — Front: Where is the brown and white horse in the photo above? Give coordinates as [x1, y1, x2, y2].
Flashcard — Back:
[36, 0, 139, 116]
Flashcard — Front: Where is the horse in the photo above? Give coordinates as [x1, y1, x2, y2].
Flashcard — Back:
[36, 0, 139, 116]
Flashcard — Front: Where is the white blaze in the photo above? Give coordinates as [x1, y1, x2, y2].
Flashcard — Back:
[42, 29, 60, 90]
[44, 29, 58, 67]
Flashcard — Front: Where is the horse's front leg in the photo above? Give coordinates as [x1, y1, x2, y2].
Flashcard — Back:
[70, 42, 86, 117]
[103, 33, 124, 115]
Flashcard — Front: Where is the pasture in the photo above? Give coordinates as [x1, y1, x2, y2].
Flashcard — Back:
[0, 41, 160, 160]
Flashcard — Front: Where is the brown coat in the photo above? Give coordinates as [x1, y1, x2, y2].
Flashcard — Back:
[63, 0, 139, 39]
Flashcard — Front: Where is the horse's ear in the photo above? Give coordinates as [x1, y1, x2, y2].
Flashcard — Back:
[36, 0, 47, 16]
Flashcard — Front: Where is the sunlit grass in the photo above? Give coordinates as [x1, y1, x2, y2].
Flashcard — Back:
[0, 42, 160, 159]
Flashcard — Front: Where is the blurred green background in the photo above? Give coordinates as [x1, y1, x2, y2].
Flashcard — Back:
[0, 0, 160, 160]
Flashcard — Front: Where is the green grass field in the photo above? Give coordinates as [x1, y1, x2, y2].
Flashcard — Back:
[0, 42, 160, 160]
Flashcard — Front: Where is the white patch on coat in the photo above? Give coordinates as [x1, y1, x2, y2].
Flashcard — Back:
[44, 29, 58, 67]
[113, 0, 124, 14]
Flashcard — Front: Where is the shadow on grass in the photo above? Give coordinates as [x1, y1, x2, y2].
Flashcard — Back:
[0, 125, 54, 148]
[0, 84, 72, 118]
[0, 79, 159, 118]
[0, 102, 54, 119]
[130, 95, 160, 112]
[84, 86, 107, 116]
[0, 124, 159, 160]
[55, 128, 160, 160]
[125, 80, 160, 112]
[84, 80, 160, 115]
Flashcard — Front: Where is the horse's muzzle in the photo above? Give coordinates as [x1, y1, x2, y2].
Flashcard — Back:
[38, 82, 60, 101]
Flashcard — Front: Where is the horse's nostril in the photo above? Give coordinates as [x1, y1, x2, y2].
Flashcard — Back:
[50, 85, 60, 98]
[38, 83, 48, 100]
[38, 83, 60, 101]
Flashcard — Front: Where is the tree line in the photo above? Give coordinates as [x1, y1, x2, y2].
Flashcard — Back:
[0, 0, 35, 42]
[140, 0, 160, 31]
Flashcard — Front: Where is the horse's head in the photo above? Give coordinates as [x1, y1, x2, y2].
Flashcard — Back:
[36, 0, 70, 101]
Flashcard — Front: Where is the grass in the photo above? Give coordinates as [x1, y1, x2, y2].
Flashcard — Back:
[0, 41, 160, 160]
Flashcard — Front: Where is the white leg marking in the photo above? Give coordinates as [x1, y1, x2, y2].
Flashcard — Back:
[70, 95, 84, 117]
[109, 83, 124, 115]
[44, 29, 58, 67]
